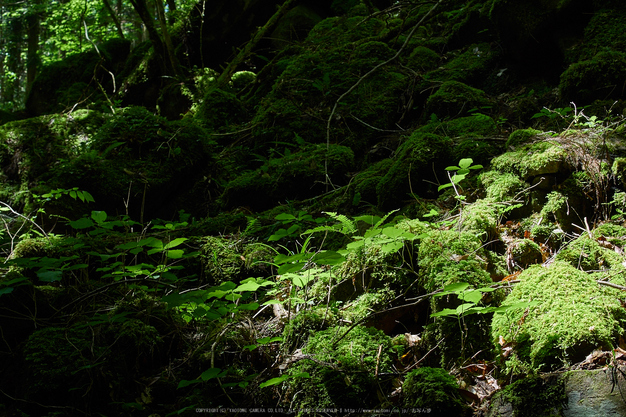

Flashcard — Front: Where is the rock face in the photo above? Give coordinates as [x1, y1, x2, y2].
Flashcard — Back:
[488, 366, 626, 417]
[564, 368, 626, 417]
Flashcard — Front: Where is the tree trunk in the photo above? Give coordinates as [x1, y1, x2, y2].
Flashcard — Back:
[102, 0, 125, 39]
[154, 0, 180, 77]
[25, 5, 40, 99]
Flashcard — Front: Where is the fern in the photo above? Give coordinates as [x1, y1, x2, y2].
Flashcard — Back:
[301, 211, 356, 236]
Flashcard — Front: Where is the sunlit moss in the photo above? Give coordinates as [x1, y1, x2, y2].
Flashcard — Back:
[491, 261, 626, 374]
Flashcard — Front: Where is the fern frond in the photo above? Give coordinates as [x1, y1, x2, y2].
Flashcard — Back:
[373, 209, 400, 230]
[301, 211, 356, 236]
[323, 211, 357, 235]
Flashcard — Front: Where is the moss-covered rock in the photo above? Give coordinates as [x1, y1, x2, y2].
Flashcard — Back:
[506, 128, 543, 148]
[407, 46, 440, 72]
[284, 325, 394, 411]
[26, 38, 131, 115]
[424, 81, 492, 119]
[377, 132, 452, 208]
[402, 367, 468, 415]
[488, 375, 567, 417]
[45, 106, 215, 220]
[480, 171, 528, 201]
[490, 141, 569, 181]
[491, 261, 626, 374]
[555, 231, 626, 274]
[559, 51, 626, 103]
[220, 144, 354, 211]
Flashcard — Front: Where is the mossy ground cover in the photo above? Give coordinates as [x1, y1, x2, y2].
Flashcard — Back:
[5, 1, 626, 415]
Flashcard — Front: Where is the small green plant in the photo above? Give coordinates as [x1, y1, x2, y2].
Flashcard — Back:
[438, 158, 483, 194]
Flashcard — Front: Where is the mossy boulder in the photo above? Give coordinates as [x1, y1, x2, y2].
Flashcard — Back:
[559, 51, 626, 103]
[555, 231, 626, 273]
[402, 367, 468, 415]
[567, 8, 626, 63]
[424, 81, 492, 119]
[376, 132, 452, 208]
[487, 375, 567, 417]
[350, 158, 394, 206]
[252, 15, 410, 152]
[45, 106, 215, 220]
[0, 110, 105, 189]
[284, 325, 394, 410]
[407, 46, 440, 72]
[270, 5, 323, 50]
[220, 144, 354, 211]
[418, 229, 492, 292]
[193, 88, 249, 131]
[480, 170, 528, 201]
[26, 38, 131, 115]
[506, 128, 543, 148]
[427, 43, 498, 86]
[490, 141, 569, 181]
[491, 261, 626, 374]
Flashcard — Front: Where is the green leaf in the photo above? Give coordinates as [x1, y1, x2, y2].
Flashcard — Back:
[312, 250, 345, 265]
[275, 213, 296, 221]
[458, 158, 473, 169]
[258, 336, 283, 344]
[456, 303, 476, 315]
[200, 368, 224, 381]
[431, 308, 458, 317]
[167, 250, 185, 259]
[292, 273, 315, 288]
[37, 270, 63, 282]
[237, 302, 259, 311]
[68, 217, 94, 229]
[235, 281, 262, 292]
[382, 226, 403, 239]
[438, 182, 454, 192]
[91, 210, 107, 223]
[0, 287, 14, 296]
[259, 375, 289, 388]
[460, 290, 482, 304]
[164, 238, 187, 250]
[381, 241, 404, 254]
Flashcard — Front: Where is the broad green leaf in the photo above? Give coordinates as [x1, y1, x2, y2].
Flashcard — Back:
[37, 270, 63, 282]
[461, 290, 482, 304]
[167, 250, 185, 259]
[258, 336, 283, 344]
[237, 302, 259, 311]
[262, 299, 285, 305]
[437, 282, 470, 295]
[430, 308, 457, 317]
[259, 375, 289, 388]
[91, 210, 107, 223]
[177, 379, 200, 389]
[312, 250, 345, 265]
[200, 368, 224, 381]
[445, 165, 461, 171]
[275, 213, 296, 221]
[456, 303, 476, 315]
[68, 217, 94, 229]
[458, 158, 473, 169]
[381, 241, 404, 254]
[438, 182, 454, 192]
[292, 273, 315, 287]
[382, 226, 403, 239]
[0, 287, 14, 296]
[235, 281, 262, 292]
[277, 262, 305, 274]
[164, 238, 187, 250]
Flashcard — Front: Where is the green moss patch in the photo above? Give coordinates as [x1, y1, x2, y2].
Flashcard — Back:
[491, 261, 626, 374]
